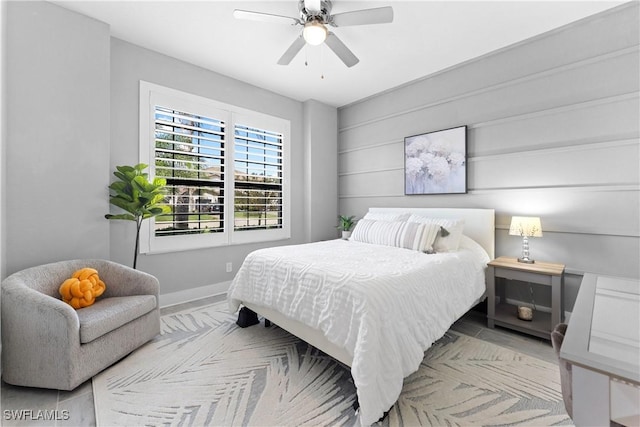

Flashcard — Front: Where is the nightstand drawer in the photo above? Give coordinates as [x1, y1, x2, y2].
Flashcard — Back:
[494, 267, 553, 286]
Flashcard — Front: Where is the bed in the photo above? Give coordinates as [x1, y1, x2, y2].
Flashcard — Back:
[228, 207, 495, 425]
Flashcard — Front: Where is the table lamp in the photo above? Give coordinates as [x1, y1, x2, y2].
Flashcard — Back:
[509, 216, 542, 264]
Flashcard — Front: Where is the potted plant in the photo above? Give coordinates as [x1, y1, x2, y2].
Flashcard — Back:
[105, 163, 171, 269]
[337, 215, 357, 239]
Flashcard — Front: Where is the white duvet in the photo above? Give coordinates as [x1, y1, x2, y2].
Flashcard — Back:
[228, 236, 489, 425]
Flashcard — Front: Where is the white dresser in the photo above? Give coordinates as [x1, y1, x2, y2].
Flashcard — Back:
[561, 273, 640, 426]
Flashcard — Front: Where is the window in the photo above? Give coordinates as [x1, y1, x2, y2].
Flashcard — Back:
[139, 82, 290, 253]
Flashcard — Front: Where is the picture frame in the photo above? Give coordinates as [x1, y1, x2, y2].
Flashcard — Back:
[404, 125, 467, 195]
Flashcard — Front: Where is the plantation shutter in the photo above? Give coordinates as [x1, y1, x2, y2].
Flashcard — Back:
[154, 106, 226, 236]
[233, 124, 284, 231]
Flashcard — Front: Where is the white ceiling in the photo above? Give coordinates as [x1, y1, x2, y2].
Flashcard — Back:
[52, 0, 623, 107]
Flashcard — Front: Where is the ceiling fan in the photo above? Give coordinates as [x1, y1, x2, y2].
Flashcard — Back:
[233, 0, 394, 68]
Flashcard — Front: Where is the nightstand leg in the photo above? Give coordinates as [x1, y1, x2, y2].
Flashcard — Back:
[551, 275, 562, 327]
[487, 266, 496, 328]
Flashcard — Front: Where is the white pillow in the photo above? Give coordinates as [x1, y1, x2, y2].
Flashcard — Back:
[363, 212, 411, 222]
[350, 219, 440, 253]
[406, 214, 465, 252]
[458, 235, 490, 263]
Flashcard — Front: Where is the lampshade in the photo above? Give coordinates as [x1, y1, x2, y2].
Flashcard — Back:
[509, 216, 543, 238]
[303, 20, 327, 46]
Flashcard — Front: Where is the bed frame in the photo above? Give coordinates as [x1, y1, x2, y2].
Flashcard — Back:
[241, 207, 495, 368]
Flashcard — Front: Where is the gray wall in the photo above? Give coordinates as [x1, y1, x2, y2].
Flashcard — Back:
[1, 0, 7, 360]
[337, 3, 639, 312]
[2, 1, 338, 298]
[1, 0, 7, 278]
[5, 1, 111, 274]
[303, 100, 339, 242]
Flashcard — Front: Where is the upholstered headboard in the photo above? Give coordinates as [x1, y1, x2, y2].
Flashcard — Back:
[367, 207, 495, 259]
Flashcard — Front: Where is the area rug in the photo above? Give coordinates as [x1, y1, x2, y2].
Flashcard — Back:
[93, 301, 572, 426]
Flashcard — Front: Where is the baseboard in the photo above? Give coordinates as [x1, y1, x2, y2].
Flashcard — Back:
[159, 281, 232, 308]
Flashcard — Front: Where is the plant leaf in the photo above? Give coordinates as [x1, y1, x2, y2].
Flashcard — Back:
[105, 213, 136, 221]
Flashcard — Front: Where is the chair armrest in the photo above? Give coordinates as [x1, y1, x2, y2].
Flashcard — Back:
[2, 279, 81, 355]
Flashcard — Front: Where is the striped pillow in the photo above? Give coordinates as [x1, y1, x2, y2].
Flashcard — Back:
[350, 219, 440, 253]
[407, 215, 465, 252]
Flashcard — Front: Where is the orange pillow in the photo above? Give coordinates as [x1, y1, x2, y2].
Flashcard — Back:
[59, 268, 106, 309]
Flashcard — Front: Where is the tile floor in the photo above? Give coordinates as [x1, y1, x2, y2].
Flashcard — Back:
[1, 295, 558, 426]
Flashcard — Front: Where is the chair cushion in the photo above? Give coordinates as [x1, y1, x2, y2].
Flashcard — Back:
[77, 295, 157, 344]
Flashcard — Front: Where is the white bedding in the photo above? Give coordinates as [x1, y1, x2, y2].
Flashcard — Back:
[228, 236, 489, 425]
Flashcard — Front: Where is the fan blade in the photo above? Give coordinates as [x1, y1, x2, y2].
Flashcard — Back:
[233, 9, 300, 26]
[277, 36, 306, 65]
[325, 33, 359, 67]
[304, 0, 322, 14]
[331, 6, 394, 27]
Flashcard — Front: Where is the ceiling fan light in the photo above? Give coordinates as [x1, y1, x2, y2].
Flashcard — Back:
[303, 20, 327, 45]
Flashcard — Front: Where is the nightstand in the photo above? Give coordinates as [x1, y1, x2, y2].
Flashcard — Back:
[487, 256, 565, 340]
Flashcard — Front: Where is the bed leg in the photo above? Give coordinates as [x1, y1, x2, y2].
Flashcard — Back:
[264, 318, 271, 327]
[236, 307, 260, 328]
[351, 398, 389, 422]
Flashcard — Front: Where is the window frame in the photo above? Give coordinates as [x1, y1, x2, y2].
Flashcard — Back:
[138, 81, 291, 254]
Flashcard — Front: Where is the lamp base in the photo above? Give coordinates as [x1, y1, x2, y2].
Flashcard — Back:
[517, 257, 535, 264]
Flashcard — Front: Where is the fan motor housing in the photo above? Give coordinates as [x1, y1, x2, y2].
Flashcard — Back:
[299, 0, 332, 23]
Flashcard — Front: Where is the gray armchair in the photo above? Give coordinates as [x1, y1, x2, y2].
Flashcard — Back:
[1, 259, 160, 390]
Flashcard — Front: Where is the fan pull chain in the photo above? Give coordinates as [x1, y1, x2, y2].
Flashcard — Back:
[320, 45, 325, 79]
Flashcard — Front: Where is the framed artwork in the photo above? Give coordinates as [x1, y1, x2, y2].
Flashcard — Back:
[404, 125, 467, 195]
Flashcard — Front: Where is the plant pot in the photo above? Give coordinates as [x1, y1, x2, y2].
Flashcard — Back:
[341, 230, 352, 240]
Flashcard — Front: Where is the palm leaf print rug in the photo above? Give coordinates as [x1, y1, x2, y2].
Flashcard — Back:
[93, 301, 572, 426]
